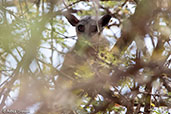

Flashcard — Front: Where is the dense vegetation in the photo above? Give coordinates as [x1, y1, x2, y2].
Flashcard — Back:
[0, 0, 170, 114]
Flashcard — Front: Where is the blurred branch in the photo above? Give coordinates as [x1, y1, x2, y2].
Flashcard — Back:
[111, 0, 157, 53]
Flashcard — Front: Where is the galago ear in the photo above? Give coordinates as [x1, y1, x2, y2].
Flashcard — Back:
[64, 13, 79, 26]
[98, 14, 111, 27]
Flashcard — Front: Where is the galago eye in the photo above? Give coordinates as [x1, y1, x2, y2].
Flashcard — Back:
[91, 25, 97, 33]
[77, 24, 85, 32]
